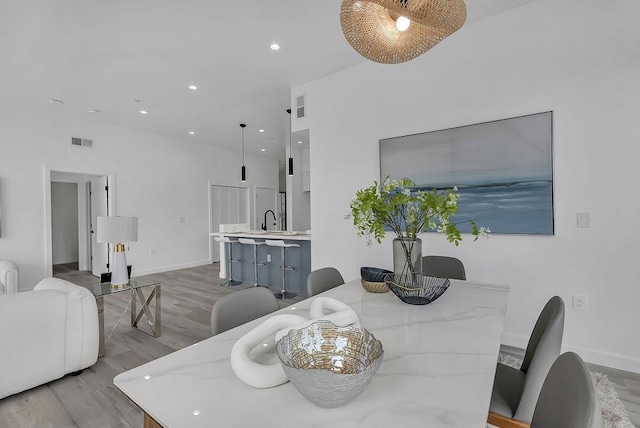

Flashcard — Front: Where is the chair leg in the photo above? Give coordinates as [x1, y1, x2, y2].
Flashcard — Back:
[487, 412, 530, 428]
[274, 246, 296, 300]
[223, 242, 242, 287]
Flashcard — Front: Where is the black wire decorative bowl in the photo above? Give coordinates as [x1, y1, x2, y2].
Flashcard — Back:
[384, 273, 450, 305]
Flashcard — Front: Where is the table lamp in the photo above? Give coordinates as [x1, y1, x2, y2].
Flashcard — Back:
[97, 216, 138, 287]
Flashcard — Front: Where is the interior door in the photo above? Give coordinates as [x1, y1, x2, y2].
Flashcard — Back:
[90, 176, 109, 277]
[255, 187, 277, 231]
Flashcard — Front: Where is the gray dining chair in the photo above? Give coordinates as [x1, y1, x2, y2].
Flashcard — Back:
[306, 267, 345, 297]
[210, 287, 280, 336]
[530, 352, 602, 428]
[488, 295, 565, 427]
[422, 255, 466, 280]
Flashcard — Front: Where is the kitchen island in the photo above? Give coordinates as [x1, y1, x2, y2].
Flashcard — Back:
[210, 231, 311, 294]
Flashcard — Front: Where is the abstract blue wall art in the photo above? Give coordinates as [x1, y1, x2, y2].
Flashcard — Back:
[380, 112, 554, 235]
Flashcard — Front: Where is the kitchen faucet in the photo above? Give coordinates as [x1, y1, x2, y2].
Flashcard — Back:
[261, 210, 277, 231]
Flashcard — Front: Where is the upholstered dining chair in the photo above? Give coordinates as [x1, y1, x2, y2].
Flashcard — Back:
[306, 267, 345, 297]
[488, 296, 565, 427]
[422, 255, 466, 280]
[530, 352, 602, 428]
[210, 287, 280, 336]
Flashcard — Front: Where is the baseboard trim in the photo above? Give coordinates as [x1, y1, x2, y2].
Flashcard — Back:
[501, 333, 640, 374]
[132, 260, 212, 277]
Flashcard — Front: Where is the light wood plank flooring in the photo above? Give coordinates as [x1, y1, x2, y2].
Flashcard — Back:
[1, 264, 638, 427]
[0, 263, 304, 428]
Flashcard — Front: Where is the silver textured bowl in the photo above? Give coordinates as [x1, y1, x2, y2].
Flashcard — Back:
[276, 320, 384, 408]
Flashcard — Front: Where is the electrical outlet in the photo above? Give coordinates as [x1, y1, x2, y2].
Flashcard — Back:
[266, 254, 271, 263]
[573, 295, 586, 311]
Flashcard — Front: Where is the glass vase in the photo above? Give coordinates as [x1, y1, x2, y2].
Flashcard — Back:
[393, 237, 423, 278]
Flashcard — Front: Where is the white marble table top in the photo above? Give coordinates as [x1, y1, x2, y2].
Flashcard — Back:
[114, 279, 509, 428]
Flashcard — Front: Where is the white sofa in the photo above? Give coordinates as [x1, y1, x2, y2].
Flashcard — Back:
[0, 260, 19, 294]
[0, 277, 99, 399]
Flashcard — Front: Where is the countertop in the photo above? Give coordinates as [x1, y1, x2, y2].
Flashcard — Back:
[210, 231, 311, 241]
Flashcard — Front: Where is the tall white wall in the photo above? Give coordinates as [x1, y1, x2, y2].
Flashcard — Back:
[293, 0, 640, 372]
[0, 104, 279, 289]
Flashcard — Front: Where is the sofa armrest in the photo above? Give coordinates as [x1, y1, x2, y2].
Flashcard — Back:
[0, 260, 19, 294]
[34, 278, 99, 371]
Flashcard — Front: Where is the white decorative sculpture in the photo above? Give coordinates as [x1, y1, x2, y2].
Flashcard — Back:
[230, 297, 360, 389]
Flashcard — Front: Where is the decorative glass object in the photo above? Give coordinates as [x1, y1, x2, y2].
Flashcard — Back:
[384, 272, 450, 305]
[276, 321, 384, 408]
[393, 237, 422, 277]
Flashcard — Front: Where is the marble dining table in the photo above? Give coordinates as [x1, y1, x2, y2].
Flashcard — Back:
[114, 278, 509, 428]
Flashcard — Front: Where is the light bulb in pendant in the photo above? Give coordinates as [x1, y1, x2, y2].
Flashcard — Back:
[396, 16, 410, 32]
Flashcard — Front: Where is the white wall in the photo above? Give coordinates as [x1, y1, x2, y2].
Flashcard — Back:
[286, 144, 311, 231]
[293, 0, 640, 372]
[0, 103, 279, 290]
[51, 182, 78, 264]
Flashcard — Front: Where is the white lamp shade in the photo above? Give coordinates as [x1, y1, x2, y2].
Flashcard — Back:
[97, 216, 138, 244]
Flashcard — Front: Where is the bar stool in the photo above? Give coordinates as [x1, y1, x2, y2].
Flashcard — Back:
[214, 236, 242, 287]
[265, 239, 299, 300]
[238, 238, 266, 287]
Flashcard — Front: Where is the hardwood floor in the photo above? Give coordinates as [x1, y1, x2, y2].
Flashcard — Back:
[1, 264, 638, 427]
[0, 263, 304, 428]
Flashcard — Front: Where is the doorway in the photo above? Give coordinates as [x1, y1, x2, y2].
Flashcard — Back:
[45, 167, 113, 278]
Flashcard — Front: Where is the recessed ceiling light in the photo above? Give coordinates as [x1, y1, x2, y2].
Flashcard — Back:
[270, 43, 280, 51]
[140, 110, 148, 115]
[298, 140, 303, 144]
[189, 131, 195, 135]
[188, 85, 198, 91]
[259, 129, 265, 133]
[88, 109, 100, 114]
[261, 148, 266, 152]
[49, 99, 64, 105]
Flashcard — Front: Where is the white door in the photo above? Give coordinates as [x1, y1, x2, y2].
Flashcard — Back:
[90, 176, 109, 277]
[256, 187, 277, 231]
[209, 185, 249, 262]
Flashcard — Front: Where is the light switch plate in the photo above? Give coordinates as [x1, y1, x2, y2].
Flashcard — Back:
[577, 212, 590, 228]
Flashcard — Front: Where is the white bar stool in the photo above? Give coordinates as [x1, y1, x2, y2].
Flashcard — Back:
[214, 236, 242, 287]
[238, 238, 266, 287]
[265, 239, 299, 300]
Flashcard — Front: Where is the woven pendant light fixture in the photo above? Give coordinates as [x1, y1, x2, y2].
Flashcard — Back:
[340, 0, 467, 64]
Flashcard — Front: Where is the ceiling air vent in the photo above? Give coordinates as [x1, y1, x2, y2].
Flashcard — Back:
[296, 94, 306, 119]
[71, 137, 93, 148]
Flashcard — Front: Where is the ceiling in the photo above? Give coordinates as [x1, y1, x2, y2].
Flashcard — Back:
[0, 0, 536, 156]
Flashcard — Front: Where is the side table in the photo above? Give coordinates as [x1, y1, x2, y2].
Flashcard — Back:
[86, 278, 161, 358]
[129, 278, 161, 338]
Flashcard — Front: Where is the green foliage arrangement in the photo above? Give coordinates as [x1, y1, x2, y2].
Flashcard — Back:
[347, 177, 489, 246]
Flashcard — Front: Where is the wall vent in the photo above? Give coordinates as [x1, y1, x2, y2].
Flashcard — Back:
[296, 94, 306, 119]
[71, 137, 93, 148]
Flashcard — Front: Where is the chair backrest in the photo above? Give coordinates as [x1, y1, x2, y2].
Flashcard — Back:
[514, 295, 565, 422]
[210, 287, 280, 336]
[0, 260, 19, 294]
[421, 256, 466, 280]
[531, 352, 602, 428]
[306, 267, 345, 296]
